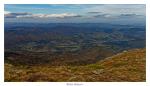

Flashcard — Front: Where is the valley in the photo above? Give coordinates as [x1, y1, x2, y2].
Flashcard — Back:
[4, 23, 146, 81]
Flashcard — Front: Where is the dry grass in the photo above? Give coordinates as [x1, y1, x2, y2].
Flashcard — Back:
[5, 48, 146, 82]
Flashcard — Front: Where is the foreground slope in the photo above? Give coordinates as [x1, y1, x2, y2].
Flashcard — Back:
[5, 48, 146, 82]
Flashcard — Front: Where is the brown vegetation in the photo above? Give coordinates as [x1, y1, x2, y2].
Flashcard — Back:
[5, 48, 146, 82]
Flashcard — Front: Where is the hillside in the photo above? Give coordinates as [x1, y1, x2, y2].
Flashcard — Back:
[5, 48, 146, 82]
[4, 46, 115, 66]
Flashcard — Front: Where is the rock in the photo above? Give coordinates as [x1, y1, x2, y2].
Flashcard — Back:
[92, 69, 104, 75]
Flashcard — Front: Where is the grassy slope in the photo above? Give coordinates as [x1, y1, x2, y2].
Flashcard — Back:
[5, 48, 146, 82]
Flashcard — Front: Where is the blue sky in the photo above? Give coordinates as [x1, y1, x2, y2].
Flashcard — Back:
[5, 4, 146, 24]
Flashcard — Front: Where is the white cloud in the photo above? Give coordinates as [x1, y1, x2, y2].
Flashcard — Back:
[5, 12, 81, 18]
[85, 5, 145, 16]
[4, 11, 11, 14]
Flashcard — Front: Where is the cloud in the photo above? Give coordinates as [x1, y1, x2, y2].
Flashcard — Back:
[93, 13, 144, 19]
[4, 11, 11, 14]
[120, 14, 136, 17]
[5, 12, 31, 18]
[85, 5, 145, 16]
[119, 14, 143, 18]
[93, 14, 112, 18]
[87, 11, 102, 14]
[5, 12, 82, 18]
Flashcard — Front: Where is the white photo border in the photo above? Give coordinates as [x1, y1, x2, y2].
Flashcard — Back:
[0, 0, 149, 86]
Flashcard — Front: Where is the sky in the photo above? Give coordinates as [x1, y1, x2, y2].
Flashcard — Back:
[4, 4, 146, 24]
